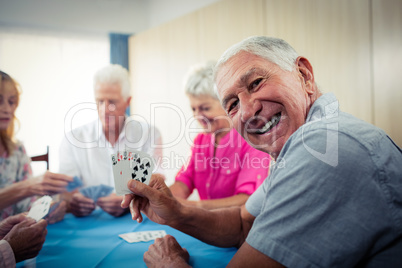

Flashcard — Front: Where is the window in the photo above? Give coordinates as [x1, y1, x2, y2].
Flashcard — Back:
[0, 29, 110, 175]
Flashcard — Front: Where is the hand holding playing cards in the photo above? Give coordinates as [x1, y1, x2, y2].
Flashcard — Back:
[2, 216, 47, 263]
[97, 193, 128, 217]
[69, 192, 96, 217]
[28, 171, 73, 196]
[144, 235, 190, 268]
[0, 213, 27, 239]
[121, 174, 182, 225]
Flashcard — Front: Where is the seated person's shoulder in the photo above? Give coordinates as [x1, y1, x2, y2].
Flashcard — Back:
[63, 120, 99, 144]
[14, 140, 26, 154]
[6, 140, 29, 161]
[287, 111, 396, 159]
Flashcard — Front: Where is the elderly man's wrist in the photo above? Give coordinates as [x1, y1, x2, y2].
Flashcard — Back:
[170, 202, 191, 229]
[172, 258, 191, 268]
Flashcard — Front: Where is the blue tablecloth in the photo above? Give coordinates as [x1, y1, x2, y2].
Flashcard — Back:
[18, 209, 237, 267]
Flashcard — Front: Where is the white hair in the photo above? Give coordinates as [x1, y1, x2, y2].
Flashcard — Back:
[93, 64, 130, 99]
[215, 36, 299, 76]
[183, 61, 218, 99]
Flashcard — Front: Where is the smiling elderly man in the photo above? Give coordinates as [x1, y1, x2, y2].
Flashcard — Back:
[121, 36, 402, 268]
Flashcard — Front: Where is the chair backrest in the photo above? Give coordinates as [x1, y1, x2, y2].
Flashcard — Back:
[30, 146, 49, 170]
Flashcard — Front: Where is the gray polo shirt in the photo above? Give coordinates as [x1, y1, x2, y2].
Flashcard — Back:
[246, 93, 402, 267]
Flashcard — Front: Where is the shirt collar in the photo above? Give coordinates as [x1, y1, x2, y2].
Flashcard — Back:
[306, 93, 339, 123]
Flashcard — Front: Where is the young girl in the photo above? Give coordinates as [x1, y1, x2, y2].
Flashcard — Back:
[0, 71, 72, 222]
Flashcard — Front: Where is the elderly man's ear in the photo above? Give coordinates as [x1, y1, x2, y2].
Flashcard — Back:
[296, 56, 315, 95]
[126, 96, 132, 107]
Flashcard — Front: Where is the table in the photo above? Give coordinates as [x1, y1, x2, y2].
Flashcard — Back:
[17, 209, 237, 267]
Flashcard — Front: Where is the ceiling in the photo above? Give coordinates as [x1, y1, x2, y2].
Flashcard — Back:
[0, 0, 220, 35]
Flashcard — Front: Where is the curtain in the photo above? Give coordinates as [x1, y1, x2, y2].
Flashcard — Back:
[109, 33, 131, 115]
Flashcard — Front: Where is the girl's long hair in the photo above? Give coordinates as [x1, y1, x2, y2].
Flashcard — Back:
[0, 71, 21, 156]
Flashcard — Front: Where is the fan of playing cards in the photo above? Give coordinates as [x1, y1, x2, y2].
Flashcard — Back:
[27, 195, 53, 222]
[111, 150, 155, 195]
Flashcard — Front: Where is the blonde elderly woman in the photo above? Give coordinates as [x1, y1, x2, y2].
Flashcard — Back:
[169, 62, 270, 210]
[0, 70, 72, 222]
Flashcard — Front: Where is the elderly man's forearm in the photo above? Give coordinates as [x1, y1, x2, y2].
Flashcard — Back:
[170, 205, 245, 248]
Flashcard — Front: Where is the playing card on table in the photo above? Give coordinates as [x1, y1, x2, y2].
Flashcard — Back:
[119, 230, 166, 243]
[66, 176, 83, 192]
[27, 195, 52, 222]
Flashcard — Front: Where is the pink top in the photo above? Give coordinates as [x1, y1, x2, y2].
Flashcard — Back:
[175, 128, 270, 200]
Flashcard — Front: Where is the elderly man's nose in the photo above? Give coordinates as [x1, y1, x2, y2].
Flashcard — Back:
[240, 98, 259, 123]
[108, 103, 116, 112]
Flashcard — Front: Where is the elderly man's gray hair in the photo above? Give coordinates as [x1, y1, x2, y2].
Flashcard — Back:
[215, 36, 300, 74]
[183, 61, 218, 99]
[93, 64, 131, 99]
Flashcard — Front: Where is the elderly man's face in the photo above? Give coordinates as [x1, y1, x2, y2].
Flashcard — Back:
[216, 51, 315, 158]
[95, 83, 130, 134]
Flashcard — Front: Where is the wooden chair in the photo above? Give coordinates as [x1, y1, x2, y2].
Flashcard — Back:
[30, 146, 49, 170]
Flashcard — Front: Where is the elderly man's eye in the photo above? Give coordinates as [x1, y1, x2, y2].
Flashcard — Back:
[227, 99, 239, 113]
[249, 78, 263, 91]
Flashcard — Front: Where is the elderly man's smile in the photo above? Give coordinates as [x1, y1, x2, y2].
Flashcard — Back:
[248, 112, 282, 135]
[256, 112, 281, 134]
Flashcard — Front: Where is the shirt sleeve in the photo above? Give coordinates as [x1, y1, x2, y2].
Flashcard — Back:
[246, 126, 399, 268]
[234, 141, 270, 195]
[0, 240, 16, 268]
[245, 182, 267, 217]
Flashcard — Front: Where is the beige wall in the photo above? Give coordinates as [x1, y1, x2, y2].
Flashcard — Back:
[129, 0, 402, 181]
[372, 0, 402, 145]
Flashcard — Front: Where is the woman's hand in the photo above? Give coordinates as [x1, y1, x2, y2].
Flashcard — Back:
[27, 171, 73, 196]
[47, 200, 67, 224]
